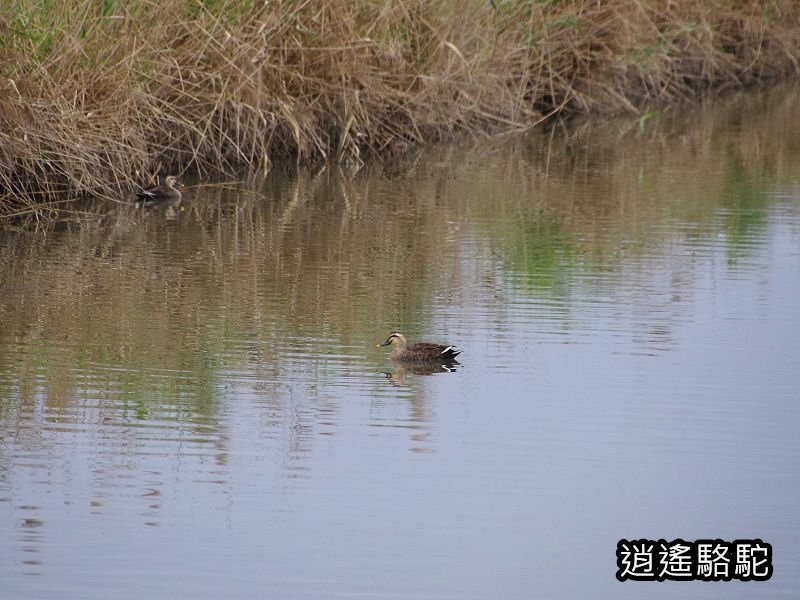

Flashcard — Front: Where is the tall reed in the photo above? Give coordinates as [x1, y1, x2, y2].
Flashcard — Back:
[1, 0, 798, 221]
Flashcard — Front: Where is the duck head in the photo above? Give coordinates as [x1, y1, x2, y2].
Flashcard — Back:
[378, 331, 408, 350]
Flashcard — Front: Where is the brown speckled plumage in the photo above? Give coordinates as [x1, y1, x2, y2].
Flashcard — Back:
[378, 332, 461, 361]
[136, 176, 181, 205]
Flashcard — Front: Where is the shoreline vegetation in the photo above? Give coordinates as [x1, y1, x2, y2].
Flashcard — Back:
[1, 0, 799, 222]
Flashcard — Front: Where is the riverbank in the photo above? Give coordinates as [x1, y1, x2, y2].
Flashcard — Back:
[1, 0, 799, 221]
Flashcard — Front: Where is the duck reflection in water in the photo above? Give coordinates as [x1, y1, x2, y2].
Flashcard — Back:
[383, 361, 459, 385]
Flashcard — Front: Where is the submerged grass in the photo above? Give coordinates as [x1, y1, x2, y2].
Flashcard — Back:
[1, 0, 799, 221]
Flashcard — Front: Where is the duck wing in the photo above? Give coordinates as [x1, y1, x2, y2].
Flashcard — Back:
[409, 342, 462, 360]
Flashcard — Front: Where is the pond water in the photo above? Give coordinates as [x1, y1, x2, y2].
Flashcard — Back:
[2, 86, 800, 599]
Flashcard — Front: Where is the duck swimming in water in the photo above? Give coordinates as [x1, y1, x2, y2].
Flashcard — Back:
[378, 331, 461, 362]
[136, 175, 182, 206]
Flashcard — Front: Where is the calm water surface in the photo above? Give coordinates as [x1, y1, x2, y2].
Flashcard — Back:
[2, 87, 800, 599]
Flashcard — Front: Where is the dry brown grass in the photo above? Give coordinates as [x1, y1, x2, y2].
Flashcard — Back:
[1, 0, 799, 222]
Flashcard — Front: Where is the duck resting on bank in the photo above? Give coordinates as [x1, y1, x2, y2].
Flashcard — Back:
[136, 176, 182, 206]
[378, 331, 461, 362]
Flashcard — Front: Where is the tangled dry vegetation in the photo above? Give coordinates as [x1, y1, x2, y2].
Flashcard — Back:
[1, 0, 799, 221]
